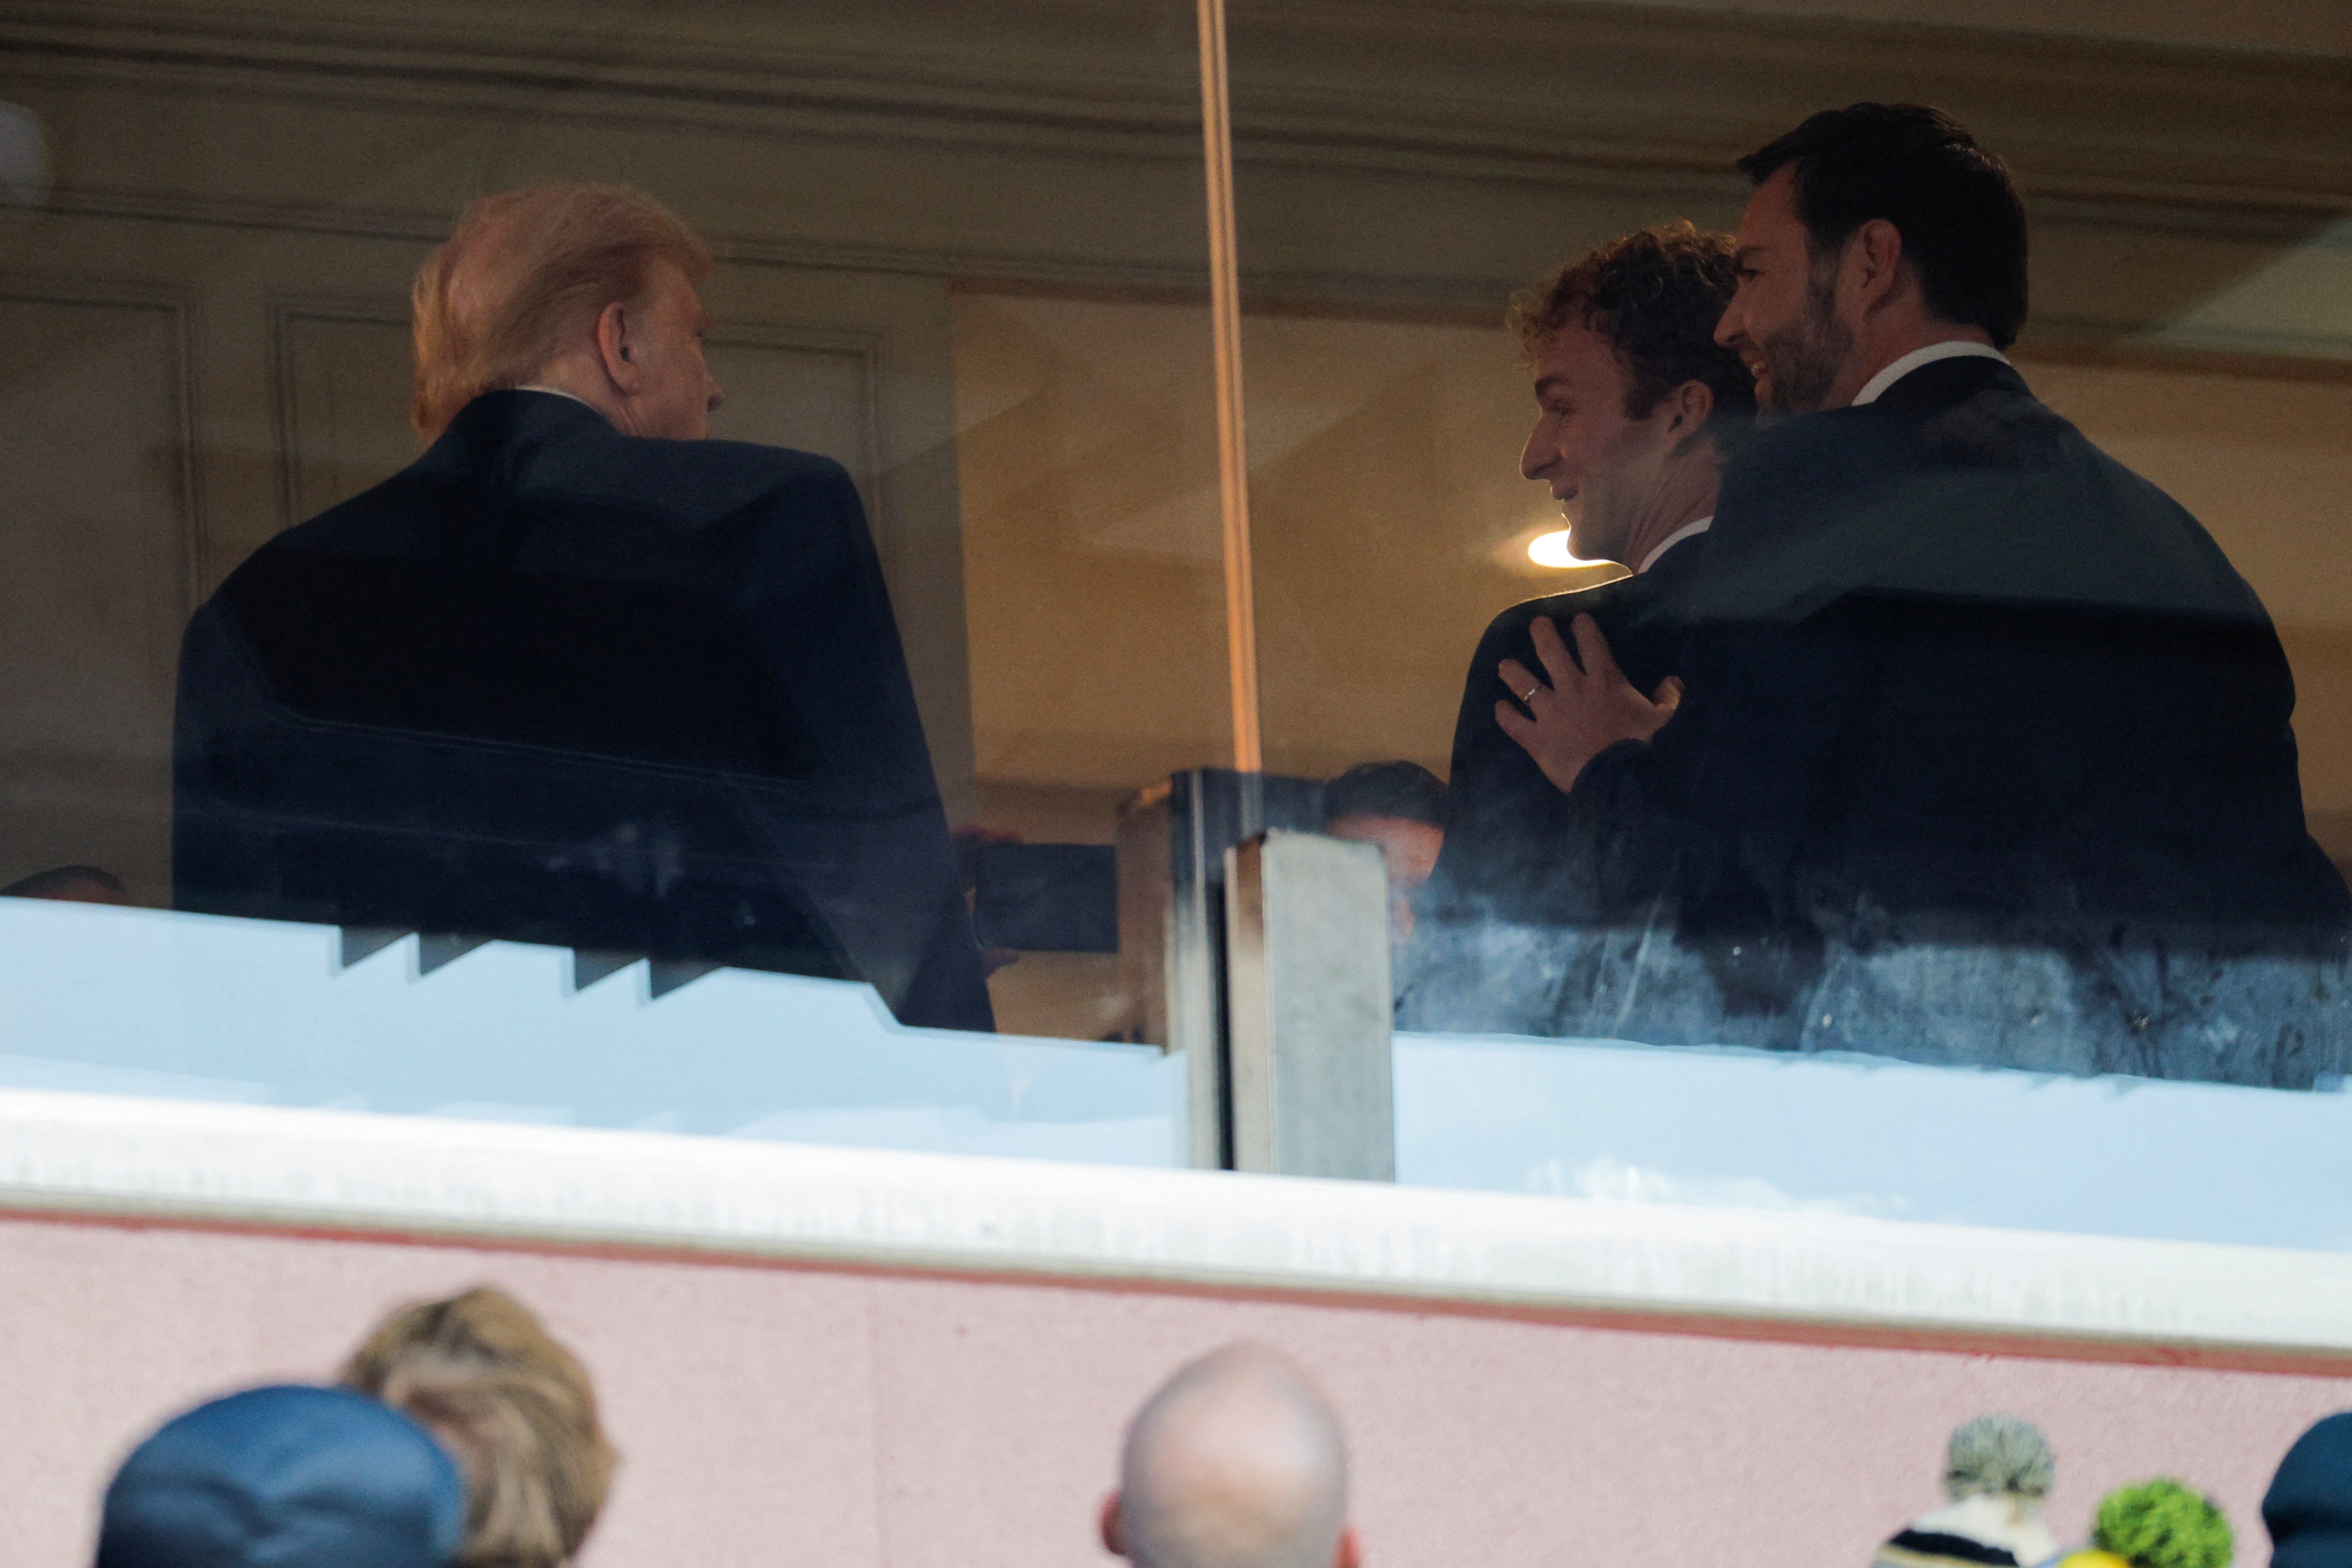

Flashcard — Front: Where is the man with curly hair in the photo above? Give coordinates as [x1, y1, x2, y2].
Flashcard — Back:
[1413, 221, 1752, 949]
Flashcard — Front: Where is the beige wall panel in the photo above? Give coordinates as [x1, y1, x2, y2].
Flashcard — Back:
[276, 306, 413, 521]
[954, 295, 1609, 793]
[1242, 313, 1578, 781]
[705, 339, 877, 508]
[2280, 629, 2352, 866]
[4, 221, 440, 594]
[952, 291, 1230, 792]
[0, 287, 195, 902]
[701, 271, 981, 815]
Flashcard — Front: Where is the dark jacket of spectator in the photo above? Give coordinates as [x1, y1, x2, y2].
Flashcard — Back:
[98, 1384, 465, 1568]
[2267, 1412, 2352, 1568]
[173, 389, 993, 1030]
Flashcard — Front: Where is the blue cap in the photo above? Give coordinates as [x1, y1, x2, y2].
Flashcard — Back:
[2268, 1413, 2352, 1568]
[97, 1384, 467, 1568]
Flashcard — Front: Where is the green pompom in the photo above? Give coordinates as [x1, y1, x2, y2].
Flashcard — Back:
[2092, 1479, 2234, 1568]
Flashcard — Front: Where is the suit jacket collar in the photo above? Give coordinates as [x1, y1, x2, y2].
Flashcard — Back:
[422, 388, 613, 480]
[1865, 353, 2029, 417]
[1641, 525, 1707, 589]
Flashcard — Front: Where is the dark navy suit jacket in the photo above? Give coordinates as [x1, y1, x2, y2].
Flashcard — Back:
[1577, 356, 2349, 958]
[174, 390, 995, 1031]
[1423, 534, 1706, 927]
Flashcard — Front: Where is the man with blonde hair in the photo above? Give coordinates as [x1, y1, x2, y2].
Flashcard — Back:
[174, 184, 993, 1029]
[1101, 1344, 1361, 1568]
[406, 184, 720, 441]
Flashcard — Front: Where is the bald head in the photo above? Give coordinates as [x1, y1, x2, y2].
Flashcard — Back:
[1105, 1345, 1352, 1568]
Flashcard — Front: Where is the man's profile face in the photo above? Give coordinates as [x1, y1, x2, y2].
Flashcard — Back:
[625, 260, 723, 440]
[1715, 167, 1852, 412]
[1519, 319, 1691, 566]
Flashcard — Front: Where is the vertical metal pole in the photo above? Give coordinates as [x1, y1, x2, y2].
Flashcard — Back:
[1225, 831, 1396, 1181]
[1116, 771, 1327, 1169]
[1195, 0, 1262, 774]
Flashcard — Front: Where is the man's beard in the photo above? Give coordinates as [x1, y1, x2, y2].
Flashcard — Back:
[1755, 260, 1851, 412]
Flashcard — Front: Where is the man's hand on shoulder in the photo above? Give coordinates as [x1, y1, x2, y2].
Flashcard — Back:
[1495, 614, 1684, 795]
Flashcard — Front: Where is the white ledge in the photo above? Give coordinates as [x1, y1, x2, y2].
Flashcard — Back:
[2, 1085, 2349, 1356]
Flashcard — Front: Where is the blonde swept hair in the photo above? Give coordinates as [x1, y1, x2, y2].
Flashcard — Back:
[410, 184, 713, 437]
[343, 1286, 618, 1568]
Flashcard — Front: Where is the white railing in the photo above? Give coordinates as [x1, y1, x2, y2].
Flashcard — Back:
[7, 896, 2352, 1255]
[0, 898, 1185, 1166]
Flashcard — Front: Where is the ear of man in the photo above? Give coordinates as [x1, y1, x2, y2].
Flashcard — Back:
[1663, 378, 1716, 455]
[1333, 1524, 1362, 1568]
[593, 298, 640, 390]
[1839, 217, 1910, 317]
[1100, 1492, 1126, 1558]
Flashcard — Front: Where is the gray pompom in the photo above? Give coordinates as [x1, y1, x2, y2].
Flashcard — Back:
[1945, 1415, 2056, 1500]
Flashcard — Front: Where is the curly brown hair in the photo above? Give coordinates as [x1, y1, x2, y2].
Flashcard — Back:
[1509, 221, 1754, 447]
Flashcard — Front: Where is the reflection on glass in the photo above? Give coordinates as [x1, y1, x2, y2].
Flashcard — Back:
[5, 0, 2352, 1231]
[1227, 7, 2350, 1104]
[0, 0, 1218, 1074]
[1526, 530, 1607, 570]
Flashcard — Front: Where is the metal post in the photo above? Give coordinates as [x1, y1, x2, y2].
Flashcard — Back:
[1223, 830, 1396, 1181]
[1116, 770, 1322, 1169]
[1193, 0, 1262, 775]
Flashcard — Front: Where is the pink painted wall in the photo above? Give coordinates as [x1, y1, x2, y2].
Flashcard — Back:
[5, 1213, 2346, 1568]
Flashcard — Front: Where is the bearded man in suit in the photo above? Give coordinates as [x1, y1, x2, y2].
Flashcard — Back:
[1489, 104, 2346, 1081]
[174, 184, 993, 1030]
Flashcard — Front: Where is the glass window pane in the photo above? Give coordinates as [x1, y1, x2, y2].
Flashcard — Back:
[1226, 1, 2352, 1241]
[0, 0, 1227, 1152]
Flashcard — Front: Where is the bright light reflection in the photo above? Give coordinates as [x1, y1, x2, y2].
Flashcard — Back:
[1527, 529, 1601, 568]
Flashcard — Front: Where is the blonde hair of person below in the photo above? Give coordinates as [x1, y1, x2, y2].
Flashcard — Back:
[343, 1285, 617, 1568]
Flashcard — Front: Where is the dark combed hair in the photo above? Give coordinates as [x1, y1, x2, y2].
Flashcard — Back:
[1738, 103, 2029, 349]
[1323, 761, 1448, 829]
[1509, 221, 1755, 450]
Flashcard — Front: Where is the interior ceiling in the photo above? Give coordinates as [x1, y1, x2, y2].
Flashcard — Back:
[1595, 0, 2352, 56]
[2142, 218, 2352, 362]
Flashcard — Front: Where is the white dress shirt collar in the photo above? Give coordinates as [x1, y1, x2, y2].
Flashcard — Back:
[1849, 341, 2009, 407]
[1636, 515, 1711, 574]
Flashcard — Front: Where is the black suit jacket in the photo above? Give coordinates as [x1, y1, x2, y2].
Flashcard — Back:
[1422, 535, 1706, 927]
[174, 390, 995, 1031]
[1580, 356, 2349, 957]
